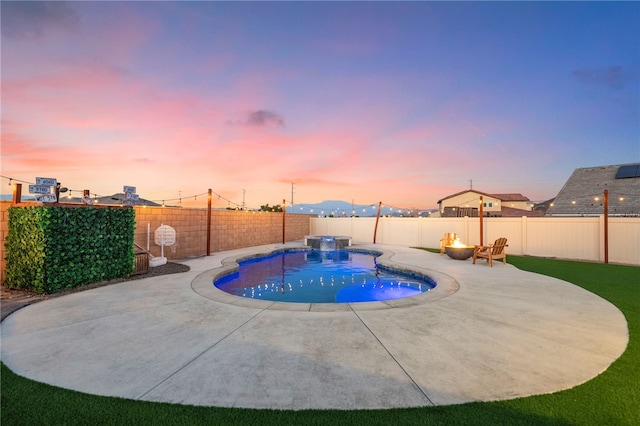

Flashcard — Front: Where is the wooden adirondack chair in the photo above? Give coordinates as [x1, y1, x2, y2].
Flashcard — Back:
[440, 232, 457, 255]
[473, 237, 508, 267]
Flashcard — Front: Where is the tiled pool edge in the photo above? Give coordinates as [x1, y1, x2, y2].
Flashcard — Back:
[190, 243, 460, 311]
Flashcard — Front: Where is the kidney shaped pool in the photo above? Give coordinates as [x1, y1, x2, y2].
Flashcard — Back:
[214, 249, 436, 303]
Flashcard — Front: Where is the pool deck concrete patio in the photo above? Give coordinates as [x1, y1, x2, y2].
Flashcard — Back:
[0, 242, 628, 410]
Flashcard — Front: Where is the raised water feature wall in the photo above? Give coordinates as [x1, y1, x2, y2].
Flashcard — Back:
[304, 236, 351, 250]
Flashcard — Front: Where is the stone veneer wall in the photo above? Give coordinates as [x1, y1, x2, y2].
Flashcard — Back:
[0, 201, 312, 284]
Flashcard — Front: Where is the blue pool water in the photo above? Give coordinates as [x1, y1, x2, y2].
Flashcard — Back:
[214, 250, 436, 303]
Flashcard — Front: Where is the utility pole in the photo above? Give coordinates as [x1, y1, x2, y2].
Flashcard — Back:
[291, 182, 295, 213]
[242, 189, 246, 211]
[469, 179, 473, 190]
[282, 199, 286, 244]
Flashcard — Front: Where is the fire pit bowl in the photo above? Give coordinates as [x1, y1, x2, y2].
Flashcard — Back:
[445, 245, 475, 260]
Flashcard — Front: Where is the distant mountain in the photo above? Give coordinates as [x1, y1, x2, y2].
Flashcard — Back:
[289, 200, 375, 216]
[287, 200, 435, 217]
[1, 194, 436, 216]
[1, 194, 35, 201]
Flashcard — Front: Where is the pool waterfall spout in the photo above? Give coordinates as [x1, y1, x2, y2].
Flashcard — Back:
[305, 236, 351, 250]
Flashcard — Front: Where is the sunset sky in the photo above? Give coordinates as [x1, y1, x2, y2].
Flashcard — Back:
[2, 1, 638, 210]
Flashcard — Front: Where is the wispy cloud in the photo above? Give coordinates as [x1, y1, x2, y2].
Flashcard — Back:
[572, 66, 634, 90]
[1, 2, 79, 39]
[227, 110, 286, 127]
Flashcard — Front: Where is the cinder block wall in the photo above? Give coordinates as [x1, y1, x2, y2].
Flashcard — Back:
[0, 201, 312, 284]
[134, 206, 313, 259]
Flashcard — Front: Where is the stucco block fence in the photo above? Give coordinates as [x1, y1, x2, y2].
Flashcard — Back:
[132, 206, 312, 259]
[0, 201, 312, 285]
[310, 216, 640, 266]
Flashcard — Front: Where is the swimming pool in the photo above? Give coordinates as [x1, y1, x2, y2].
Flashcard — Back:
[214, 249, 436, 303]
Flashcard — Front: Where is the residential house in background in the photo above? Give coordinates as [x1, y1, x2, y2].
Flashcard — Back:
[54, 193, 163, 207]
[436, 190, 541, 217]
[95, 193, 163, 207]
[545, 163, 640, 216]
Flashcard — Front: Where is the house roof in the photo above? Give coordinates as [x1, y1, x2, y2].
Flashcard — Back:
[437, 189, 530, 204]
[500, 206, 545, 217]
[545, 163, 640, 216]
[490, 193, 530, 202]
[440, 205, 544, 218]
[93, 193, 162, 207]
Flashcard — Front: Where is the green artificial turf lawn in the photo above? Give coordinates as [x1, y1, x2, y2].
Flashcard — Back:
[2, 255, 638, 425]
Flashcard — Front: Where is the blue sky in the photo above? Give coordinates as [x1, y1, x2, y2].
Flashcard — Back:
[2, 1, 638, 209]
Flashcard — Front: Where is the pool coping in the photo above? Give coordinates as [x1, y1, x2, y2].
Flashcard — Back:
[191, 245, 460, 311]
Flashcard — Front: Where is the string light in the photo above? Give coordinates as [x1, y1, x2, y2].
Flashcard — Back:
[1, 176, 32, 186]
[3, 175, 633, 216]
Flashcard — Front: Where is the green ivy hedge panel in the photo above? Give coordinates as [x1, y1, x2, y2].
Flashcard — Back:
[5, 206, 135, 293]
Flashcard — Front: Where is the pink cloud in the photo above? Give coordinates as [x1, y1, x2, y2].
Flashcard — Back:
[2, 22, 551, 209]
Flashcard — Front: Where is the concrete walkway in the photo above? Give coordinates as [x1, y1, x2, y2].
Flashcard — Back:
[0, 243, 628, 410]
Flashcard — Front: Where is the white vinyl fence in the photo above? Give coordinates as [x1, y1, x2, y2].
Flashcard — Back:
[310, 216, 640, 265]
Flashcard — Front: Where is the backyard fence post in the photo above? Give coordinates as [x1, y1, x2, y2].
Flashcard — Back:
[479, 196, 484, 246]
[12, 183, 22, 205]
[207, 189, 212, 256]
[604, 189, 609, 264]
[373, 201, 382, 244]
